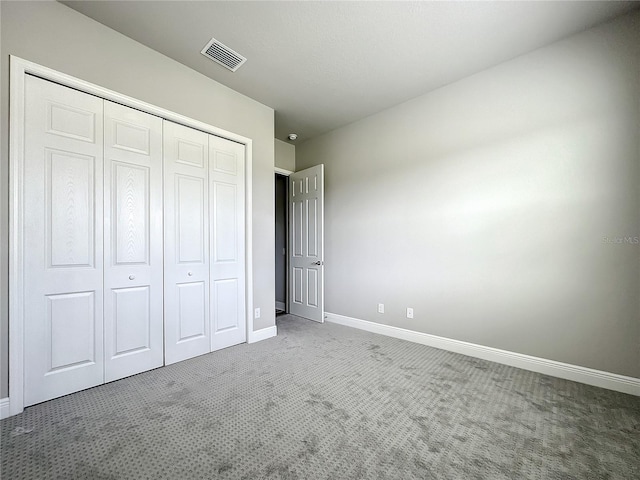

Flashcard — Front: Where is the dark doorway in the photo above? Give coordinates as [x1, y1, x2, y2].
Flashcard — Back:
[275, 173, 287, 314]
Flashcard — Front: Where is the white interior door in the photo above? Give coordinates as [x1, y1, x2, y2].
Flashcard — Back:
[289, 165, 324, 322]
[23, 75, 105, 406]
[209, 135, 246, 350]
[103, 101, 164, 382]
[163, 120, 211, 365]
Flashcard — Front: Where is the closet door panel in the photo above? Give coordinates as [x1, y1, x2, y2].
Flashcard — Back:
[112, 286, 151, 354]
[104, 101, 163, 382]
[209, 135, 246, 351]
[23, 75, 105, 406]
[46, 292, 97, 369]
[177, 282, 207, 340]
[176, 175, 206, 263]
[164, 121, 211, 364]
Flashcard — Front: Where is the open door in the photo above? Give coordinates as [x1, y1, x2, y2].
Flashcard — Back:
[289, 165, 324, 322]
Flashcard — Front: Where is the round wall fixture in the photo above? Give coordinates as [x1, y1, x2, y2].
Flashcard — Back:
[288, 133, 298, 141]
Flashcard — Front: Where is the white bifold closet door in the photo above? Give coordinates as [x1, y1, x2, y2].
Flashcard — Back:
[164, 121, 246, 364]
[163, 121, 211, 365]
[209, 135, 246, 351]
[103, 101, 164, 382]
[22, 74, 246, 405]
[23, 76, 164, 406]
[23, 75, 105, 406]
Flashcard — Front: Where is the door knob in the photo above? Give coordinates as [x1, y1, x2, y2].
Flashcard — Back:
[188, 271, 193, 276]
[129, 275, 135, 280]
[313, 261, 323, 266]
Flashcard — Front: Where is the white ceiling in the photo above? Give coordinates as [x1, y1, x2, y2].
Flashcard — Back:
[62, 1, 638, 143]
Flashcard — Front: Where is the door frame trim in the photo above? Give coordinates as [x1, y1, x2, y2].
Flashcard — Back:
[274, 167, 293, 176]
[9, 55, 254, 416]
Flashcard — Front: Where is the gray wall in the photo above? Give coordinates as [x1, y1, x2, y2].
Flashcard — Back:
[275, 139, 295, 171]
[0, 1, 276, 398]
[297, 12, 640, 378]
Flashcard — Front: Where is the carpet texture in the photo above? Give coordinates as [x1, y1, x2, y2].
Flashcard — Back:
[1, 315, 639, 479]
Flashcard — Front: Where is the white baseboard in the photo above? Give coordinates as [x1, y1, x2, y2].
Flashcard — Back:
[0, 327, 278, 419]
[248, 325, 278, 344]
[275, 301, 286, 311]
[325, 312, 640, 396]
[0, 398, 10, 419]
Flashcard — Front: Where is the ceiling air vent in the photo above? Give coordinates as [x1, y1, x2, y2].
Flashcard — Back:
[201, 37, 247, 72]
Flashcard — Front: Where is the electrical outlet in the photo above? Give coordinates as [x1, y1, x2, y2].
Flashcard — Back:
[254, 307, 261, 319]
[378, 303, 384, 314]
[406, 307, 414, 319]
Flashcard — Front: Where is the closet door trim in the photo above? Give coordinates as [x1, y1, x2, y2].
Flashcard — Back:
[9, 55, 254, 416]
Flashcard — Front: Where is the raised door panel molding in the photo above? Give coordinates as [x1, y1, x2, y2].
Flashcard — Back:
[306, 198, 318, 258]
[47, 149, 95, 268]
[111, 286, 151, 358]
[212, 181, 238, 263]
[292, 200, 303, 257]
[306, 269, 319, 308]
[292, 267, 303, 305]
[177, 282, 207, 342]
[213, 150, 238, 176]
[112, 120, 151, 155]
[176, 175, 206, 264]
[46, 101, 96, 142]
[213, 279, 239, 333]
[112, 162, 149, 265]
[46, 291, 96, 372]
[176, 139, 206, 168]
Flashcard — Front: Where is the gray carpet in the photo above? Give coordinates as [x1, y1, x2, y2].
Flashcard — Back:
[1, 315, 639, 479]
